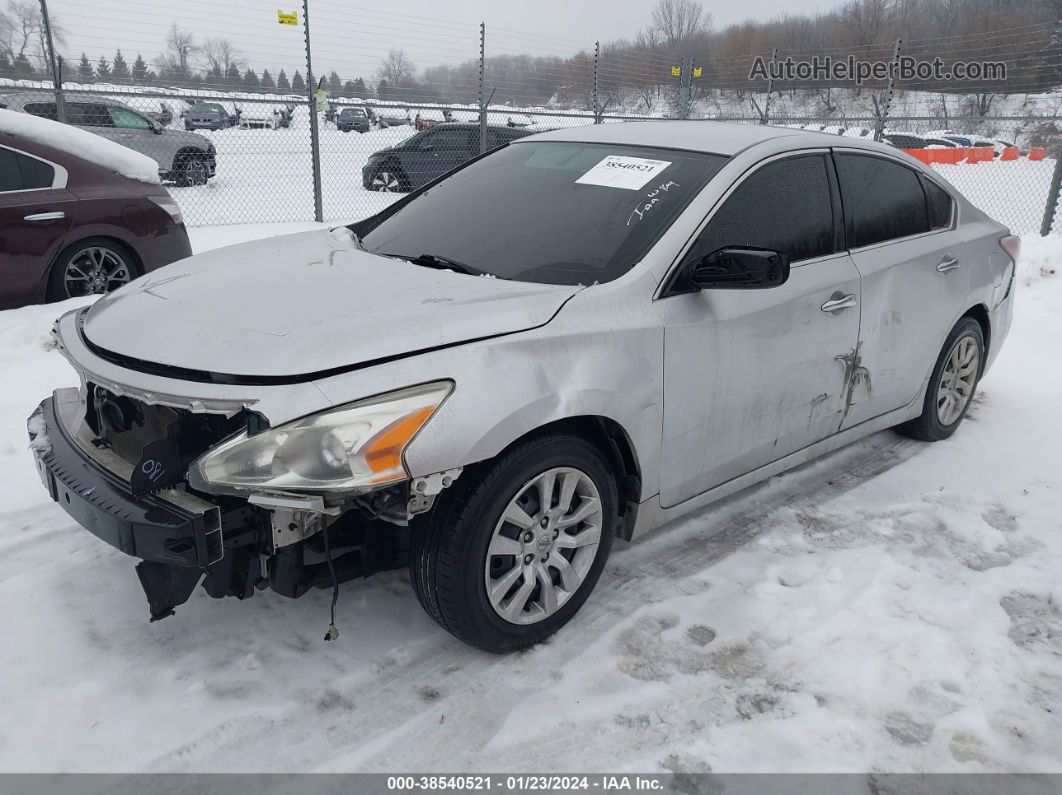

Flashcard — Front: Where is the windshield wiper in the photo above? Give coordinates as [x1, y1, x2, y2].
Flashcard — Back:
[384, 252, 503, 279]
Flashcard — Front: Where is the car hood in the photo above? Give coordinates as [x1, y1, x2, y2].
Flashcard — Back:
[82, 229, 581, 380]
[163, 128, 212, 147]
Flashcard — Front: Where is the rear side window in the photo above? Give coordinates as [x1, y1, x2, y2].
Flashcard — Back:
[66, 103, 114, 127]
[24, 102, 59, 121]
[0, 147, 54, 191]
[686, 154, 836, 264]
[836, 154, 929, 247]
[923, 178, 953, 229]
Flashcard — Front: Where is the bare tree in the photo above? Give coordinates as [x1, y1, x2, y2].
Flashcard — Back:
[651, 0, 711, 46]
[161, 21, 198, 78]
[202, 37, 241, 76]
[376, 49, 415, 87]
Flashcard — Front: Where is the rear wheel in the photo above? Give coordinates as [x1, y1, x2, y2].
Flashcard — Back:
[410, 434, 618, 652]
[898, 317, 984, 441]
[47, 238, 139, 301]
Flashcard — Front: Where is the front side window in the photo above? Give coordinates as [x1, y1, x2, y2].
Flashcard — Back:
[683, 154, 836, 266]
[421, 129, 473, 154]
[24, 102, 59, 121]
[835, 153, 929, 248]
[357, 142, 728, 285]
[108, 107, 152, 129]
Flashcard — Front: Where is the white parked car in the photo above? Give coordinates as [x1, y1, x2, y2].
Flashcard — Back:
[29, 122, 1018, 651]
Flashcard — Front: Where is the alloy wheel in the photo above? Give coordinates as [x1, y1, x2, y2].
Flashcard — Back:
[936, 334, 979, 425]
[484, 467, 603, 625]
[371, 170, 401, 192]
[63, 247, 132, 298]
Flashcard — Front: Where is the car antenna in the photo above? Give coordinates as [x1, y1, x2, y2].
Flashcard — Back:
[320, 518, 340, 642]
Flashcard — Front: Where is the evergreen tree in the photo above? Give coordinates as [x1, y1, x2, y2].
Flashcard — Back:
[224, 62, 242, 89]
[376, 77, 390, 98]
[291, 70, 305, 91]
[260, 68, 275, 91]
[132, 53, 148, 82]
[77, 53, 94, 82]
[111, 49, 130, 81]
[352, 77, 368, 98]
[242, 68, 259, 89]
[206, 64, 222, 88]
[13, 54, 35, 79]
[343, 79, 356, 98]
[276, 69, 290, 92]
[327, 70, 342, 95]
[0, 53, 14, 80]
[96, 55, 111, 80]
[144, 70, 157, 83]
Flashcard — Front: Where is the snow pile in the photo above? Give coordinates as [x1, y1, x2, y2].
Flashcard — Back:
[0, 108, 160, 184]
[0, 229, 1058, 773]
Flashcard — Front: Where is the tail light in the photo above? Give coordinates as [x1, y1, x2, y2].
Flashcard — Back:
[1000, 234, 1020, 262]
[149, 196, 184, 226]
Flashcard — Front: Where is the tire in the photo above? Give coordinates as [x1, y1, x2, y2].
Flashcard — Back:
[174, 153, 210, 187]
[369, 164, 405, 192]
[410, 434, 618, 652]
[46, 237, 140, 302]
[898, 316, 984, 442]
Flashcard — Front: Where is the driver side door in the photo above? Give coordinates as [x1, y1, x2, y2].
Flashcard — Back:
[655, 152, 862, 508]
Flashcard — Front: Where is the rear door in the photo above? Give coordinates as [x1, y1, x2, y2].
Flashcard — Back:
[656, 152, 862, 507]
[0, 145, 75, 308]
[834, 150, 971, 428]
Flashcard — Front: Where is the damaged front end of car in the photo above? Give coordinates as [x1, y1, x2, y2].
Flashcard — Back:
[28, 315, 460, 626]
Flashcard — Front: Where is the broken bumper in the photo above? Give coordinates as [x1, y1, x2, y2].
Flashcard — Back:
[28, 389, 223, 569]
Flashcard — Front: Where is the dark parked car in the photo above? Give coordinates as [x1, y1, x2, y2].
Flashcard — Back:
[883, 132, 927, 149]
[184, 102, 230, 131]
[362, 123, 531, 192]
[0, 125, 191, 309]
[337, 106, 371, 133]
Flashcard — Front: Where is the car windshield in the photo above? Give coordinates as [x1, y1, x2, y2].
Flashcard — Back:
[341, 108, 366, 117]
[356, 141, 728, 285]
[193, 104, 222, 113]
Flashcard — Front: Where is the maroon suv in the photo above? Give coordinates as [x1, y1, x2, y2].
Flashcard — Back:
[0, 131, 191, 310]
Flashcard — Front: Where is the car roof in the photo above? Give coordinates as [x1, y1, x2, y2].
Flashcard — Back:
[521, 119, 904, 157]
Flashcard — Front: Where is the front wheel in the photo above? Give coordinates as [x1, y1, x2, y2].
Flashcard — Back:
[410, 434, 618, 652]
[369, 166, 404, 192]
[898, 317, 984, 441]
[174, 154, 210, 187]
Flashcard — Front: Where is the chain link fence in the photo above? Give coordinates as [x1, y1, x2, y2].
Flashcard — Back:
[3, 9, 1061, 236]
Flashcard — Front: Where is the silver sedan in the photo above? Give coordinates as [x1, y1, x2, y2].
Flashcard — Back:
[29, 121, 1017, 651]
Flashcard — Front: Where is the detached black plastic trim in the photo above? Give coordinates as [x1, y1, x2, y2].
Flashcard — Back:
[29, 395, 222, 567]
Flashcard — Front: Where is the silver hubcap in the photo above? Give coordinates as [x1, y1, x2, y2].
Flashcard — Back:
[371, 171, 400, 191]
[185, 160, 206, 184]
[64, 247, 131, 297]
[936, 335, 979, 425]
[485, 467, 603, 625]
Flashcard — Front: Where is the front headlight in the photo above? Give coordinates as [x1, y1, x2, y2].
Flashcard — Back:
[189, 381, 452, 495]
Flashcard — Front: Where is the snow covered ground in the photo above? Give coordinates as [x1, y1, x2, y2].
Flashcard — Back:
[0, 229, 1059, 774]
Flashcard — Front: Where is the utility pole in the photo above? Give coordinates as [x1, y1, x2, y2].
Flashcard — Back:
[592, 41, 601, 123]
[478, 22, 488, 153]
[39, 0, 66, 123]
[874, 39, 903, 143]
[302, 0, 323, 222]
[678, 57, 693, 120]
[761, 47, 778, 125]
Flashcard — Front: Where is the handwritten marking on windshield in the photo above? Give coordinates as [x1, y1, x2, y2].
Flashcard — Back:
[627, 181, 680, 226]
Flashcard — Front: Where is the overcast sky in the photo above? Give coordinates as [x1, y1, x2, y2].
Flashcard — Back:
[49, 0, 847, 82]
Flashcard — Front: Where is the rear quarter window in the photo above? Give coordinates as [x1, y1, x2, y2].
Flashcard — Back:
[922, 178, 954, 229]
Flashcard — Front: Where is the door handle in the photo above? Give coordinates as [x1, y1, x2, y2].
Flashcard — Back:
[821, 293, 858, 313]
[24, 211, 65, 222]
[937, 255, 960, 272]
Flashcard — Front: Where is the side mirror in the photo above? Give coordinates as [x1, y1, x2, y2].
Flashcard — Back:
[685, 247, 790, 290]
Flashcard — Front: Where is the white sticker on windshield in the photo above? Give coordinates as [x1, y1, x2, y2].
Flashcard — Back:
[575, 155, 673, 190]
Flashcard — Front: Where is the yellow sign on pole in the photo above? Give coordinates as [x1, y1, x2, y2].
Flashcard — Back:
[277, 9, 298, 25]
[670, 65, 681, 77]
[693, 66, 702, 77]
